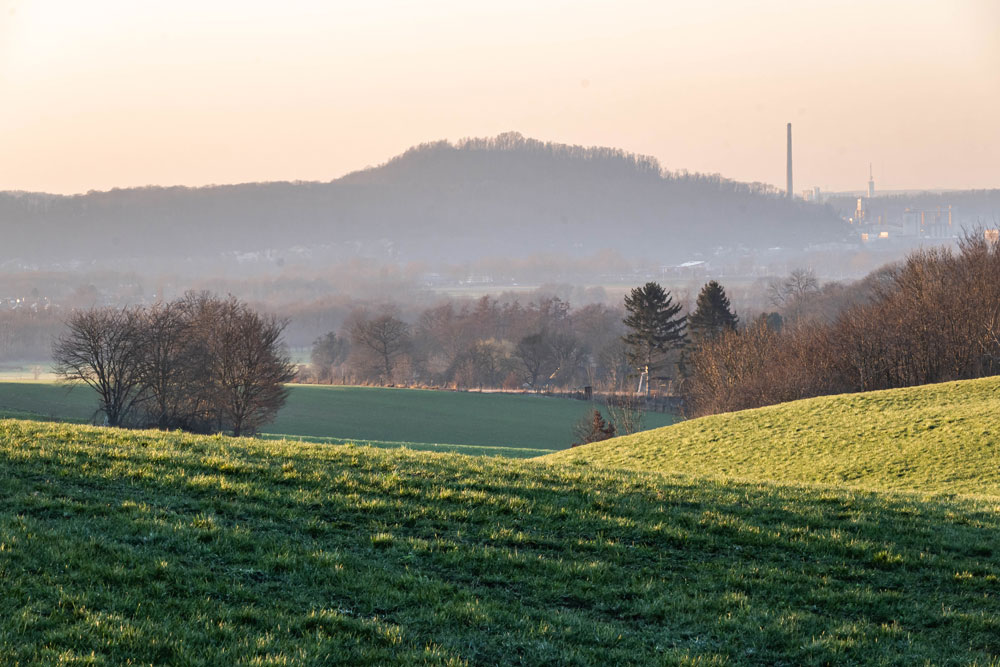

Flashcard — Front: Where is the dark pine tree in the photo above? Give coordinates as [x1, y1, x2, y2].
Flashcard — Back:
[622, 282, 687, 375]
[687, 280, 739, 344]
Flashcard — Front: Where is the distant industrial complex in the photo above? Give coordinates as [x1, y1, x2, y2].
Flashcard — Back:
[784, 122, 992, 244]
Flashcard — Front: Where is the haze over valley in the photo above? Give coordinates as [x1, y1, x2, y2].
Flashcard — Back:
[2, 129, 998, 359]
[3, 132, 846, 269]
[2, 3, 999, 663]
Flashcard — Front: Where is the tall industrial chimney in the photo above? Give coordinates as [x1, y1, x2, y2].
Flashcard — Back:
[786, 123, 793, 198]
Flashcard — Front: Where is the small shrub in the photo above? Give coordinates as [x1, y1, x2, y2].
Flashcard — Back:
[571, 409, 616, 447]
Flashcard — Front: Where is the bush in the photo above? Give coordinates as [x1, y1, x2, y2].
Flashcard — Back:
[571, 409, 616, 447]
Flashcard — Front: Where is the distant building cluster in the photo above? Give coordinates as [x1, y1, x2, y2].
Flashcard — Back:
[781, 123, 999, 244]
[801, 186, 823, 203]
[0, 296, 52, 312]
[851, 198, 958, 243]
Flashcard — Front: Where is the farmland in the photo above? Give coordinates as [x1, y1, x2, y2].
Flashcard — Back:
[0, 381, 677, 456]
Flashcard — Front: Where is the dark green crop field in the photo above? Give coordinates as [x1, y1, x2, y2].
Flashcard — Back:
[0, 382, 94, 423]
[0, 381, 676, 456]
[265, 385, 676, 452]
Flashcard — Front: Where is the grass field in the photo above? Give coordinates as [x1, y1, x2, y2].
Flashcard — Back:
[0, 382, 94, 422]
[1, 418, 998, 664]
[267, 385, 676, 452]
[546, 376, 1000, 496]
[0, 381, 676, 455]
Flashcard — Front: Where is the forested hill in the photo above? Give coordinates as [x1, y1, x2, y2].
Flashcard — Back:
[0, 133, 846, 268]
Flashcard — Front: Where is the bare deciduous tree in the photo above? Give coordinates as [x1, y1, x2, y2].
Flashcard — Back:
[547, 332, 587, 387]
[53, 294, 295, 436]
[195, 296, 297, 437]
[456, 338, 514, 390]
[53, 307, 147, 427]
[351, 313, 410, 383]
[685, 230, 1000, 417]
[310, 331, 349, 383]
[515, 332, 554, 390]
[767, 268, 820, 320]
[605, 391, 645, 436]
[137, 300, 205, 430]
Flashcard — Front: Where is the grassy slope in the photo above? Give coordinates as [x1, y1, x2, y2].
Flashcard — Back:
[1, 419, 999, 665]
[545, 376, 1000, 496]
[257, 433, 557, 459]
[0, 381, 676, 455]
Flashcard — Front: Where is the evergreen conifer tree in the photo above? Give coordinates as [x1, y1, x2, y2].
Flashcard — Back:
[622, 282, 687, 375]
[687, 280, 738, 343]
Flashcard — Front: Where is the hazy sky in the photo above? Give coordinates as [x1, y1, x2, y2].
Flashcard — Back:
[2, 0, 998, 194]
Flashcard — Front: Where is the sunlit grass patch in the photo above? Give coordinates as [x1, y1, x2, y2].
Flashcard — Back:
[0, 418, 998, 663]
[545, 376, 1000, 496]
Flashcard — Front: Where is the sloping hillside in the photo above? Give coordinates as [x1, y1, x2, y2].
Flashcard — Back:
[0, 419, 998, 664]
[0, 133, 844, 268]
[545, 376, 1000, 496]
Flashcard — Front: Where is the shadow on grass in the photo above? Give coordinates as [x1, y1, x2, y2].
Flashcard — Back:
[1, 422, 998, 664]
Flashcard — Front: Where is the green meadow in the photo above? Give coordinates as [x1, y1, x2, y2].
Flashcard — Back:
[1, 419, 998, 665]
[547, 376, 1000, 496]
[0, 381, 677, 456]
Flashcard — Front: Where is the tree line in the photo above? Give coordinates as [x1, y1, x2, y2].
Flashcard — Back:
[307, 279, 739, 398]
[307, 296, 636, 391]
[53, 293, 295, 435]
[684, 232, 1000, 417]
[312, 229, 1000, 427]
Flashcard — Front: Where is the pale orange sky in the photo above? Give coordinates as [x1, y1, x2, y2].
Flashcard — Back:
[2, 0, 998, 194]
